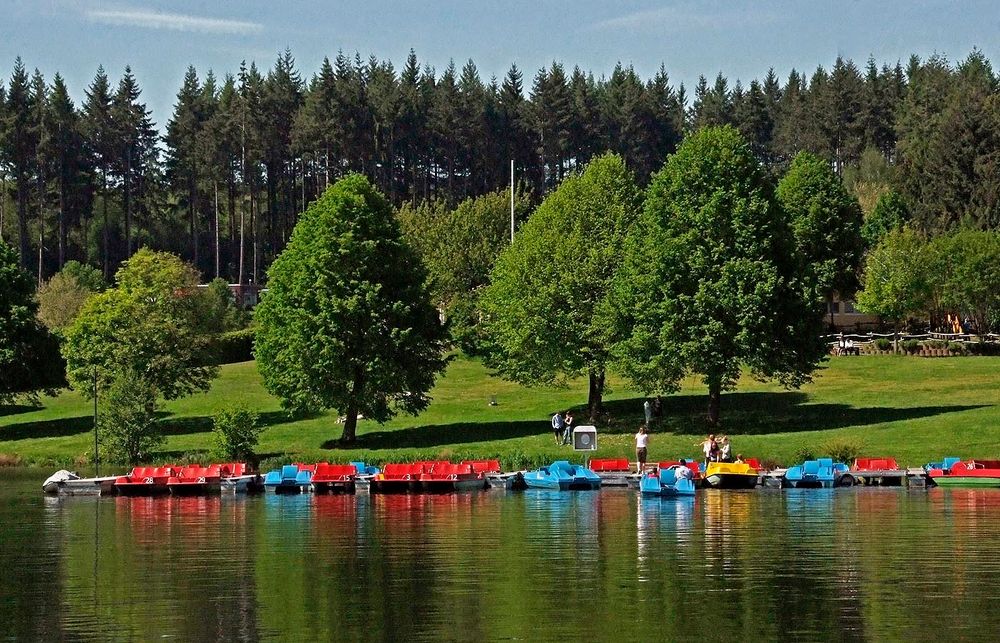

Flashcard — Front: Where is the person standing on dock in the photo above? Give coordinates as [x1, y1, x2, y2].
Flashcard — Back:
[635, 426, 649, 473]
[551, 411, 565, 445]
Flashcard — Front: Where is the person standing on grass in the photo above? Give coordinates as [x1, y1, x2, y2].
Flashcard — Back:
[635, 426, 649, 472]
[551, 411, 565, 445]
[644, 399, 653, 426]
[563, 410, 575, 445]
[698, 434, 716, 468]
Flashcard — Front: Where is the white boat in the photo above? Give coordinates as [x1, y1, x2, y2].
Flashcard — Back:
[42, 470, 119, 496]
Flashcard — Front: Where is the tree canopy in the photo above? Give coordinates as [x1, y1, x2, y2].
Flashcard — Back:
[0, 241, 65, 401]
[62, 248, 218, 399]
[254, 174, 448, 443]
[777, 151, 864, 307]
[856, 227, 932, 333]
[481, 153, 642, 418]
[608, 126, 827, 424]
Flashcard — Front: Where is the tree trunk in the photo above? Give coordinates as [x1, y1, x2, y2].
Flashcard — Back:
[214, 181, 220, 279]
[57, 175, 66, 268]
[340, 367, 366, 444]
[0, 174, 6, 242]
[587, 369, 605, 422]
[17, 172, 30, 268]
[123, 149, 131, 258]
[102, 170, 109, 279]
[707, 381, 721, 426]
[238, 196, 245, 287]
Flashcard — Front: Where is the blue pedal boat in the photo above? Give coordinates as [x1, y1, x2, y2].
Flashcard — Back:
[263, 464, 314, 493]
[924, 456, 961, 472]
[523, 461, 601, 490]
[639, 467, 696, 497]
[784, 458, 849, 488]
[351, 461, 380, 476]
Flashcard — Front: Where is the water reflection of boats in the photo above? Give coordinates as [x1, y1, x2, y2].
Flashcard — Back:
[639, 467, 696, 497]
[784, 459, 850, 488]
[263, 464, 316, 493]
[522, 461, 601, 490]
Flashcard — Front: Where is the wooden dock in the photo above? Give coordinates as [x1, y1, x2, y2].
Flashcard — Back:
[759, 468, 929, 488]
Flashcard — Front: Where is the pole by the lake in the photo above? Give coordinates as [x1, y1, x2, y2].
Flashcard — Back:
[92, 368, 99, 477]
[510, 159, 514, 243]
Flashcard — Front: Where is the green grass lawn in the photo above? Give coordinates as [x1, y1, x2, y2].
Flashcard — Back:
[1, 354, 998, 470]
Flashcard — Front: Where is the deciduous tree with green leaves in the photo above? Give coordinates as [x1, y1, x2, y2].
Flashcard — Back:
[776, 151, 864, 325]
[861, 191, 909, 249]
[856, 227, 932, 347]
[397, 188, 533, 354]
[0, 242, 65, 402]
[608, 126, 827, 425]
[480, 153, 642, 419]
[97, 369, 161, 465]
[62, 248, 218, 399]
[933, 230, 1000, 335]
[254, 174, 448, 443]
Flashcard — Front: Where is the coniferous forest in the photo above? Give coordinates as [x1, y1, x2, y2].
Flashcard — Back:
[1, 48, 999, 284]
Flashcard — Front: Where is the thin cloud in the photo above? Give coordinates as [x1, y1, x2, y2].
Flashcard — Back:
[86, 8, 263, 35]
[590, 4, 780, 33]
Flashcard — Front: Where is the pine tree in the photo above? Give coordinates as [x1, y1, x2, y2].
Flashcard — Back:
[2, 59, 36, 267]
[47, 74, 90, 269]
[81, 66, 115, 277]
[165, 66, 205, 269]
[111, 67, 157, 265]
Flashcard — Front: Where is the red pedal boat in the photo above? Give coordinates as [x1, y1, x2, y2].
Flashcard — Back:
[928, 460, 1000, 488]
[419, 463, 486, 492]
[114, 466, 179, 495]
[311, 463, 358, 494]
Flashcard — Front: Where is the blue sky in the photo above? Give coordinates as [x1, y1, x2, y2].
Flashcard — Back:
[3, 0, 999, 125]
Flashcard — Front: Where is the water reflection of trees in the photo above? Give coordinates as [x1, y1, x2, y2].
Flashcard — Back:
[20, 478, 1000, 640]
[55, 495, 260, 640]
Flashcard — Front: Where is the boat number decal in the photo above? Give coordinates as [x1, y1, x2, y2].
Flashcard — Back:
[144, 477, 154, 484]
[197, 477, 206, 483]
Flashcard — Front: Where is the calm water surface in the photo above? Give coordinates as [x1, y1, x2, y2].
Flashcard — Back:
[2, 468, 1000, 641]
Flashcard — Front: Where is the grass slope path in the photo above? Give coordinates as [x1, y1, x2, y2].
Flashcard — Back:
[1, 356, 997, 470]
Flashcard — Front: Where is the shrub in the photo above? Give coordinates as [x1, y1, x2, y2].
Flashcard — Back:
[874, 338, 892, 351]
[212, 406, 262, 461]
[946, 341, 967, 355]
[967, 341, 1000, 356]
[98, 371, 162, 465]
[794, 447, 816, 463]
[901, 339, 920, 354]
[821, 438, 864, 464]
[926, 340, 946, 350]
[207, 328, 255, 365]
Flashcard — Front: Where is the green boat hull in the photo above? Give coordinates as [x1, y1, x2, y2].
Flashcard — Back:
[932, 476, 1000, 488]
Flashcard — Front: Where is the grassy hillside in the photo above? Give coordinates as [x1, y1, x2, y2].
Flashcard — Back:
[1, 355, 998, 470]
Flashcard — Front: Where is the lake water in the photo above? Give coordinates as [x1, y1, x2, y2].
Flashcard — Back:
[3, 469, 1000, 641]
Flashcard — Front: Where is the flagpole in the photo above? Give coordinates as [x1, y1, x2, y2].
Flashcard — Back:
[510, 159, 515, 243]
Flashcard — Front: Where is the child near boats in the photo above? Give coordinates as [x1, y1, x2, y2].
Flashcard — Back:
[635, 426, 649, 472]
[719, 436, 732, 462]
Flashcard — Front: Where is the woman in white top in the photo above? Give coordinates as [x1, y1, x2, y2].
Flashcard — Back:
[635, 426, 649, 473]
